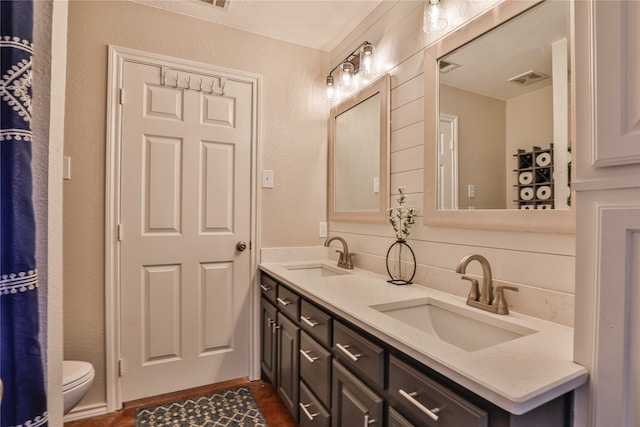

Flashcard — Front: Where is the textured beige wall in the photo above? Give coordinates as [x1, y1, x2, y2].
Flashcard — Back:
[63, 0, 328, 407]
[440, 84, 506, 209]
[506, 87, 554, 207]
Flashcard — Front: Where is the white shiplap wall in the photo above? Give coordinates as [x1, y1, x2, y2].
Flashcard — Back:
[328, 0, 575, 326]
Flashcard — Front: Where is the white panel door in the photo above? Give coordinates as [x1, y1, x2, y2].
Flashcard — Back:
[119, 61, 252, 401]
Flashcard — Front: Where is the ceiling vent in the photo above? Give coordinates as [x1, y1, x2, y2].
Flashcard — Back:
[439, 60, 461, 74]
[199, 0, 230, 11]
[508, 70, 549, 86]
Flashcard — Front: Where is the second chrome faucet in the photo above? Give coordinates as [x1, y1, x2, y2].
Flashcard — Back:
[456, 254, 518, 315]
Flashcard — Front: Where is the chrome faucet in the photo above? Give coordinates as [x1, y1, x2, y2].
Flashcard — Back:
[324, 236, 355, 269]
[455, 254, 518, 315]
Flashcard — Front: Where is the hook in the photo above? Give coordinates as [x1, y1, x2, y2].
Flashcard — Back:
[187, 76, 192, 90]
[198, 78, 203, 92]
[174, 74, 179, 88]
[161, 71, 166, 86]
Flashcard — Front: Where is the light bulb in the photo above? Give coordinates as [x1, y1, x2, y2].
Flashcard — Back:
[326, 75, 335, 102]
[339, 61, 354, 92]
[423, 0, 448, 33]
[360, 42, 375, 77]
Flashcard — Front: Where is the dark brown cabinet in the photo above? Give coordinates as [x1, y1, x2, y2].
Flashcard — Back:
[331, 360, 383, 427]
[259, 272, 571, 427]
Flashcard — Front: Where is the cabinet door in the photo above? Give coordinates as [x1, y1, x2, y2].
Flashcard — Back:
[277, 311, 300, 421]
[331, 360, 383, 427]
[260, 298, 277, 385]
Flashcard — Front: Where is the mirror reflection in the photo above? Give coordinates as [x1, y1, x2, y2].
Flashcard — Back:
[334, 93, 381, 211]
[328, 74, 390, 222]
[437, 0, 571, 210]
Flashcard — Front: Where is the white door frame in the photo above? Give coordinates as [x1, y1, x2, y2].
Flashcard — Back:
[438, 113, 459, 210]
[105, 45, 261, 410]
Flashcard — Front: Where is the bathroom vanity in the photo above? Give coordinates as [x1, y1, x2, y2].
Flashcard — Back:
[259, 260, 587, 427]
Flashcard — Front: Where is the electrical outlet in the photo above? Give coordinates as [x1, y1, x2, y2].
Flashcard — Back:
[468, 184, 475, 198]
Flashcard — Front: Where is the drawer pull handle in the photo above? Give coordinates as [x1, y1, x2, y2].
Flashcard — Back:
[300, 349, 319, 364]
[299, 402, 319, 421]
[300, 315, 319, 328]
[336, 343, 362, 362]
[364, 413, 376, 426]
[260, 284, 271, 292]
[399, 389, 440, 421]
[276, 297, 291, 306]
[271, 323, 280, 334]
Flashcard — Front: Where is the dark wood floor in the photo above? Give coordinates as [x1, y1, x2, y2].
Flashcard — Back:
[64, 378, 298, 427]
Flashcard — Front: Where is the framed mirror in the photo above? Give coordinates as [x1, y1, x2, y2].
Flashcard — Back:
[423, 0, 574, 233]
[329, 74, 390, 222]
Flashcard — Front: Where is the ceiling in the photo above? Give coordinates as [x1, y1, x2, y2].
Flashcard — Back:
[131, 0, 384, 52]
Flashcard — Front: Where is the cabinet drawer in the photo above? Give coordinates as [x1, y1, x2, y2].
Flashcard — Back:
[332, 321, 384, 391]
[299, 380, 331, 427]
[388, 407, 415, 427]
[388, 356, 488, 427]
[260, 274, 277, 304]
[277, 285, 300, 321]
[300, 331, 332, 408]
[300, 300, 332, 347]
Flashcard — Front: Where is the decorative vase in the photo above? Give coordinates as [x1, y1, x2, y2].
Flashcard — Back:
[385, 240, 416, 285]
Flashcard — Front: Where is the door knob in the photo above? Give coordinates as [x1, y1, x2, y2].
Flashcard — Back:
[236, 241, 247, 252]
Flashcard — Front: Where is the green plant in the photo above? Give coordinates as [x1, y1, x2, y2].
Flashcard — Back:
[387, 186, 416, 241]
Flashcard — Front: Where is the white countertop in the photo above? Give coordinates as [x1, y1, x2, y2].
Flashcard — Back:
[259, 260, 588, 415]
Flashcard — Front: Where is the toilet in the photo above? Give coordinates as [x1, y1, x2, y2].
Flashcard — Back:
[63, 360, 95, 414]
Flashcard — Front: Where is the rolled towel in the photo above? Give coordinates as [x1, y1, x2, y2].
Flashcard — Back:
[518, 171, 533, 185]
[536, 185, 552, 200]
[536, 152, 551, 166]
[520, 187, 534, 201]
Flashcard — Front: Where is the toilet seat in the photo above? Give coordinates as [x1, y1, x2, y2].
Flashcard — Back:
[63, 361, 94, 392]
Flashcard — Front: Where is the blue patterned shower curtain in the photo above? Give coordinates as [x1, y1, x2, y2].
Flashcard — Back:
[1, 1, 48, 426]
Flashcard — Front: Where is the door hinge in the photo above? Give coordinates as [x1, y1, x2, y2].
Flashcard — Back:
[118, 88, 124, 105]
[117, 224, 123, 241]
[118, 359, 124, 377]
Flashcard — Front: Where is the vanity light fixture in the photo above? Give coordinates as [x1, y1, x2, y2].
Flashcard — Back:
[325, 41, 376, 100]
[423, 0, 448, 34]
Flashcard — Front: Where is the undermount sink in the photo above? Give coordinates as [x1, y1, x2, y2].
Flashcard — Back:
[370, 297, 536, 352]
[283, 264, 350, 278]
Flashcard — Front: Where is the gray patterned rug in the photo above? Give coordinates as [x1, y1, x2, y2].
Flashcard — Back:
[135, 386, 268, 427]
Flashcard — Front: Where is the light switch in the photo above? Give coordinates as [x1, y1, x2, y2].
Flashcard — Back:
[468, 184, 475, 198]
[319, 222, 328, 238]
[262, 170, 274, 188]
[373, 177, 380, 194]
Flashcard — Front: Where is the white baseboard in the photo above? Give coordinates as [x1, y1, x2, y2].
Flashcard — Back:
[63, 402, 108, 422]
